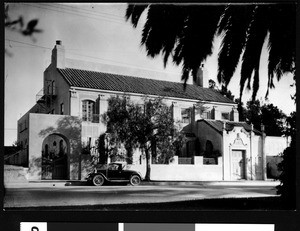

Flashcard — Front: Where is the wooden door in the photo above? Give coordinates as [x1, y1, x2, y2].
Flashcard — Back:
[52, 155, 68, 180]
[231, 150, 245, 180]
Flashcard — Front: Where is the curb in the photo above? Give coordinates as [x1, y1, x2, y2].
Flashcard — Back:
[5, 180, 280, 188]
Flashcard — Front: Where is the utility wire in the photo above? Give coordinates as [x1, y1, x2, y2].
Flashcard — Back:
[5, 39, 180, 75]
[21, 3, 126, 25]
[41, 3, 125, 20]
[40, 3, 125, 22]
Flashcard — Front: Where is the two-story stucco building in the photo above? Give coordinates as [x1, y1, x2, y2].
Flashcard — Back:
[16, 41, 272, 181]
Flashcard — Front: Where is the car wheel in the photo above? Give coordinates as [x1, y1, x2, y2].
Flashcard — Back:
[130, 175, 141, 186]
[92, 174, 105, 186]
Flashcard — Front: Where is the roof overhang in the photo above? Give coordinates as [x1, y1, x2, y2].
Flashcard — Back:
[70, 86, 237, 106]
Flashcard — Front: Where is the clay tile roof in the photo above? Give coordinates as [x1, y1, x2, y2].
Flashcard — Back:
[200, 119, 262, 135]
[57, 68, 235, 104]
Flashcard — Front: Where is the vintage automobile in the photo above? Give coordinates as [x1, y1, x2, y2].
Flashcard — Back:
[86, 162, 143, 186]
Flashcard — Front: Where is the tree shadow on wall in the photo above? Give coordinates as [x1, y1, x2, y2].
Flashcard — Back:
[27, 156, 42, 179]
[38, 116, 84, 180]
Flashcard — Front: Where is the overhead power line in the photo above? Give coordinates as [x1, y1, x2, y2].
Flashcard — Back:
[41, 3, 125, 20]
[21, 3, 126, 25]
[5, 39, 180, 75]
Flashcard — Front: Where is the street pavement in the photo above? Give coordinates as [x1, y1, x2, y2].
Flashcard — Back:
[4, 180, 279, 208]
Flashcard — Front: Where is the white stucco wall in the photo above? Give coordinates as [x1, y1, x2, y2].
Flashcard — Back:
[28, 113, 82, 180]
[223, 127, 264, 181]
[265, 136, 289, 156]
[128, 163, 223, 181]
[44, 66, 71, 115]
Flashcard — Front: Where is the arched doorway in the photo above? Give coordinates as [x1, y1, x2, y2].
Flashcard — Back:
[41, 134, 69, 180]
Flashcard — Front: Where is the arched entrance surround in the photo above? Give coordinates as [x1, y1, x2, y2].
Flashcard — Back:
[41, 133, 70, 180]
[229, 133, 248, 180]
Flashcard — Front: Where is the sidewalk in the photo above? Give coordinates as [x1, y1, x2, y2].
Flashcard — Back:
[142, 180, 280, 187]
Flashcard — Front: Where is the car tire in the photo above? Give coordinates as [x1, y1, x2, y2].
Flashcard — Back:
[130, 175, 141, 186]
[92, 174, 105, 186]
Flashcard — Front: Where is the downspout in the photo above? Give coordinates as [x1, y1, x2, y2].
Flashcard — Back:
[250, 124, 253, 180]
[222, 121, 226, 180]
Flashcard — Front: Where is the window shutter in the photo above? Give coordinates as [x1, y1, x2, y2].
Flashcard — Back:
[94, 95, 100, 123]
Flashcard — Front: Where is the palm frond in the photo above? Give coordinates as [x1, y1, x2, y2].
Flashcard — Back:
[267, 4, 296, 97]
[173, 5, 225, 84]
[125, 4, 149, 28]
[141, 5, 187, 65]
[240, 5, 270, 100]
[217, 5, 255, 85]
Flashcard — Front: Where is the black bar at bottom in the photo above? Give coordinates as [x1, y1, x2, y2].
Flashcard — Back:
[48, 223, 118, 231]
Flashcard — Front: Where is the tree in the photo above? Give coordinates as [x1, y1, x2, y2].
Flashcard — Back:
[126, 3, 296, 207]
[219, 85, 235, 101]
[244, 100, 262, 130]
[5, 3, 43, 56]
[126, 4, 295, 100]
[101, 95, 183, 181]
[276, 111, 296, 208]
[242, 100, 287, 136]
[260, 104, 286, 136]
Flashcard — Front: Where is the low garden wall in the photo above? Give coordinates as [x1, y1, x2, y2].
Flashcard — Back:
[4, 165, 29, 184]
[128, 156, 223, 181]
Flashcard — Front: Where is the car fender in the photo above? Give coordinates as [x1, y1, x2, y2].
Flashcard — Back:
[130, 172, 143, 181]
[91, 172, 109, 181]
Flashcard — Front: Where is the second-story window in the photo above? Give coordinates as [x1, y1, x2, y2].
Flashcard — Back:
[82, 100, 95, 122]
[221, 112, 230, 120]
[201, 111, 211, 119]
[181, 108, 191, 123]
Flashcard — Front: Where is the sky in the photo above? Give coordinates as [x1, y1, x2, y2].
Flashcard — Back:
[4, 3, 296, 146]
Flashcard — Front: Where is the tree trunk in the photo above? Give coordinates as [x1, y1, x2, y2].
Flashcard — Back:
[126, 144, 133, 164]
[145, 148, 151, 181]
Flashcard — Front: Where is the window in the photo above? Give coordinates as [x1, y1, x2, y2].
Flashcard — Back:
[221, 112, 230, 120]
[60, 103, 64, 115]
[201, 111, 211, 119]
[82, 100, 95, 122]
[47, 84, 51, 95]
[52, 81, 56, 95]
[59, 139, 65, 156]
[181, 108, 191, 123]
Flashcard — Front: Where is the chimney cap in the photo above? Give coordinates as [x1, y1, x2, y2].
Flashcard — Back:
[56, 40, 62, 45]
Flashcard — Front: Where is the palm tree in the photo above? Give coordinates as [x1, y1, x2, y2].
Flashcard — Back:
[126, 3, 296, 208]
[125, 3, 295, 101]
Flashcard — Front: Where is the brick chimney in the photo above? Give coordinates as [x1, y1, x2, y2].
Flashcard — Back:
[193, 64, 206, 87]
[51, 40, 65, 69]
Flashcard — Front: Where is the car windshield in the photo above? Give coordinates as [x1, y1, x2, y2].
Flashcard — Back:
[108, 164, 120, 170]
[95, 163, 126, 170]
